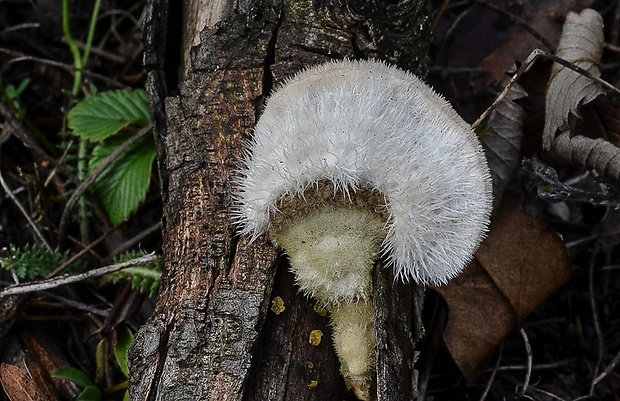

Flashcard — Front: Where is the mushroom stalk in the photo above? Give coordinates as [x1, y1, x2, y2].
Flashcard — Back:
[269, 186, 384, 399]
[330, 300, 376, 400]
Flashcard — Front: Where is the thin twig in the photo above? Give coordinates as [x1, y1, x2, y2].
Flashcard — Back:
[471, 0, 556, 52]
[65, 233, 104, 260]
[516, 328, 532, 400]
[473, 49, 620, 130]
[0, 100, 81, 185]
[593, 347, 620, 386]
[57, 124, 152, 241]
[479, 342, 503, 401]
[472, 50, 537, 130]
[38, 292, 109, 317]
[70, 38, 127, 64]
[494, 358, 578, 371]
[0, 22, 40, 35]
[533, 50, 620, 95]
[0, 47, 126, 88]
[432, 0, 452, 29]
[44, 138, 74, 188]
[435, 6, 473, 65]
[526, 387, 566, 401]
[46, 227, 117, 278]
[0, 253, 158, 298]
[102, 221, 162, 264]
[588, 243, 604, 396]
[0, 170, 53, 252]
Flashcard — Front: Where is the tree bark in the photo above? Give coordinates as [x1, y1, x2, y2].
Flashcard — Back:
[129, 1, 431, 400]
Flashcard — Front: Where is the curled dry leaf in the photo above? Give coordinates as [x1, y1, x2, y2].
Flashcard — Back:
[551, 132, 620, 180]
[480, 78, 526, 206]
[542, 8, 620, 181]
[543, 8, 604, 150]
[434, 195, 572, 376]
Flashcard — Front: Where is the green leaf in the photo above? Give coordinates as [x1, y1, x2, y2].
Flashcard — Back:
[123, 390, 130, 401]
[104, 252, 162, 297]
[51, 367, 93, 389]
[2, 244, 75, 280]
[95, 340, 106, 387]
[77, 386, 102, 401]
[114, 327, 133, 377]
[120, 267, 162, 297]
[68, 89, 150, 141]
[89, 133, 157, 226]
[16, 78, 31, 95]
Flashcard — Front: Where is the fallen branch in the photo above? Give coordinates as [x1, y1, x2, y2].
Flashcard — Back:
[0, 253, 158, 298]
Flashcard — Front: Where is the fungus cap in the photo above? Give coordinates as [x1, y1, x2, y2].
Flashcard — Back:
[234, 59, 493, 285]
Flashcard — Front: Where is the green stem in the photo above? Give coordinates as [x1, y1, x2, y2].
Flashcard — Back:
[62, 0, 102, 96]
[82, 0, 103, 68]
[62, 0, 103, 243]
[62, 0, 83, 96]
[105, 381, 128, 393]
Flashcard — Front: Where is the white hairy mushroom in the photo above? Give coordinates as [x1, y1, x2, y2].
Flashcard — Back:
[234, 59, 492, 400]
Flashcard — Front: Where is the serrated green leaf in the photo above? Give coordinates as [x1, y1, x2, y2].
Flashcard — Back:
[52, 367, 93, 388]
[89, 133, 156, 226]
[127, 266, 161, 294]
[68, 89, 150, 141]
[77, 386, 102, 401]
[114, 327, 133, 377]
[104, 252, 162, 296]
[2, 244, 77, 280]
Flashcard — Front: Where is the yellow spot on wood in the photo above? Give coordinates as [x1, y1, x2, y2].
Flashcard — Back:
[306, 361, 314, 369]
[309, 329, 323, 346]
[271, 296, 285, 315]
[313, 304, 327, 316]
[308, 380, 318, 390]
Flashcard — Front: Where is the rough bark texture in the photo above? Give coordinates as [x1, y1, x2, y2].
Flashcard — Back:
[129, 1, 431, 400]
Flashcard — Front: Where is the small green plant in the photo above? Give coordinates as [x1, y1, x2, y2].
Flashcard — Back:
[104, 251, 162, 297]
[0, 78, 30, 118]
[52, 326, 133, 401]
[51, 366, 103, 401]
[68, 89, 156, 226]
[1, 244, 75, 280]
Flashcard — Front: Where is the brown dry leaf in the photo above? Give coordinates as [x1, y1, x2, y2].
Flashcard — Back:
[434, 195, 572, 376]
[20, 329, 79, 399]
[543, 8, 604, 150]
[0, 363, 48, 401]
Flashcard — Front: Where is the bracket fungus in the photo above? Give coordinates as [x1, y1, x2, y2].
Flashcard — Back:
[234, 59, 492, 400]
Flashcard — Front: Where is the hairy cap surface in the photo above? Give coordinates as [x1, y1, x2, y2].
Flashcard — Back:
[234, 59, 493, 285]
